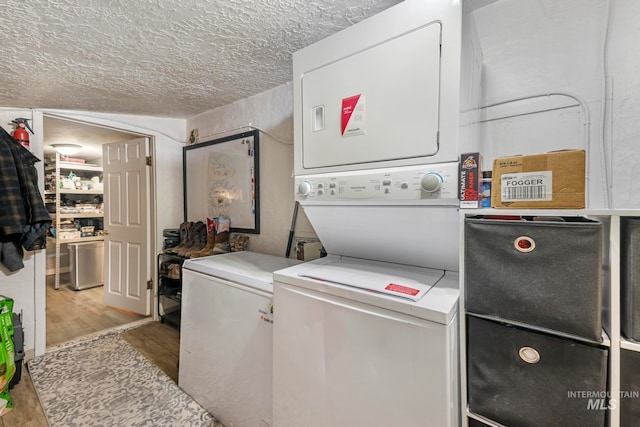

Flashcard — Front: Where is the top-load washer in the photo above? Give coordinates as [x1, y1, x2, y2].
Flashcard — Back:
[273, 255, 459, 427]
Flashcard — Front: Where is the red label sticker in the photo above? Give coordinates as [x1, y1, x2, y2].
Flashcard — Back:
[341, 94, 361, 135]
[385, 283, 420, 296]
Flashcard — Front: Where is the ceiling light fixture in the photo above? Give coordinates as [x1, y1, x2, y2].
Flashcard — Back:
[51, 144, 82, 156]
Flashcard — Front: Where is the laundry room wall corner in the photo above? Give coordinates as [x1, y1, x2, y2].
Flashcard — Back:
[186, 83, 318, 258]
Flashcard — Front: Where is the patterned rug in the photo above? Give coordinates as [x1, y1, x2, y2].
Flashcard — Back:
[28, 332, 222, 427]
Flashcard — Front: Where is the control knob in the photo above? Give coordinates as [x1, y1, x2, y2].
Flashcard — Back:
[297, 181, 313, 196]
[421, 172, 443, 193]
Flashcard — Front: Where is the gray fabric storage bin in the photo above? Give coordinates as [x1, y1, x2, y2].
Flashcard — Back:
[467, 315, 608, 427]
[621, 217, 640, 341]
[465, 216, 603, 342]
[620, 348, 640, 425]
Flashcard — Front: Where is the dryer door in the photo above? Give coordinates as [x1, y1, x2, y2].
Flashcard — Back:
[300, 22, 442, 169]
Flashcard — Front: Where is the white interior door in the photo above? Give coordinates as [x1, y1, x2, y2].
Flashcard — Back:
[102, 138, 150, 315]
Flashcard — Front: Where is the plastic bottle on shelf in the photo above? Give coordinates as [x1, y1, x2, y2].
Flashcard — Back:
[481, 171, 492, 208]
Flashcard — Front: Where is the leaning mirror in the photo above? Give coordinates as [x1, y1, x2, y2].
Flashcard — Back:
[183, 130, 259, 233]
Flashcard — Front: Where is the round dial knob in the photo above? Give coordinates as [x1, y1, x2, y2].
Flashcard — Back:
[421, 173, 443, 193]
[297, 181, 312, 196]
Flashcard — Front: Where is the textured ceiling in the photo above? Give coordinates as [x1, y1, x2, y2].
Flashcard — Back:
[1, 0, 402, 119]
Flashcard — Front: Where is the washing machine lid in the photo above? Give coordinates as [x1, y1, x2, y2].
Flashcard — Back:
[298, 259, 440, 302]
[183, 251, 300, 293]
[274, 255, 459, 324]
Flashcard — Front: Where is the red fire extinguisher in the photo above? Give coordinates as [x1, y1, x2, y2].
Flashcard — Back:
[11, 118, 34, 149]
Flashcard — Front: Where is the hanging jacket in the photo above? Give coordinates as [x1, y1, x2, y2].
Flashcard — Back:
[0, 126, 51, 272]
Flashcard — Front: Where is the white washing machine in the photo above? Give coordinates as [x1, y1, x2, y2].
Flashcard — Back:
[273, 255, 459, 427]
[178, 251, 299, 427]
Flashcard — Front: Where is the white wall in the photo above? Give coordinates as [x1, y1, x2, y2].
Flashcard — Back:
[607, 0, 640, 208]
[0, 109, 46, 358]
[187, 83, 317, 258]
[469, 0, 611, 208]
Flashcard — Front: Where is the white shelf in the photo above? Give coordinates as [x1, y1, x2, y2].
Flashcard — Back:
[58, 213, 103, 219]
[466, 409, 505, 426]
[620, 338, 640, 352]
[48, 153, 104, 290]
[58, 189, 103, 195]
[46, 163, 102, 172]
[57, 236, 104, 244]
[461, 208, 616, 217]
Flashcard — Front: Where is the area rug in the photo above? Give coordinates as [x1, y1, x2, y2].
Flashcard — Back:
[28, 332, 222, 427]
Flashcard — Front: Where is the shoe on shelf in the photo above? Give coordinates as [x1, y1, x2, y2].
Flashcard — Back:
[166, 222, 192, 254]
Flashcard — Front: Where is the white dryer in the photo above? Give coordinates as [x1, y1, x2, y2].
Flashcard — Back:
[178, 251, 299, 427]
[273, 256, 459, 427]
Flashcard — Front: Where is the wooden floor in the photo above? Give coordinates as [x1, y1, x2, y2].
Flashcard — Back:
[0, 275, 180, 426]
[45, 273, 147, 347]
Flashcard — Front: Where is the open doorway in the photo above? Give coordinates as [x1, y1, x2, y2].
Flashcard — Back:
[43, 117, 152, 347]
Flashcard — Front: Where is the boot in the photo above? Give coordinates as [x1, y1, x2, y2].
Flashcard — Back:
[167, 263, 181, 280]
[212, 231, 231, 254]
[166, 222, 192, 254]
[189, 230, 216, 258]
[176, 222, 199, 257]
[190, 231, 229, 258]
[184, 222, 208, 257]
[179, 221, 207, 257]
[175, 221, 201, 257]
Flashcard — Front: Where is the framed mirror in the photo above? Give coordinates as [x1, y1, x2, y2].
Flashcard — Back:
[183, 130, 260, 233]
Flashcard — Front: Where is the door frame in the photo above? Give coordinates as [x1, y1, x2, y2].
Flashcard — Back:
[39, 114, 158, 354]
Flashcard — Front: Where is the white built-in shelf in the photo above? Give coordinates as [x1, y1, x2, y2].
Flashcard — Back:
[467, 409, 504, 426]
[48, 153, 105, 290]
[620, 338, 640, 352]
[46, 163, 102, 172]
[57, 236, 104, 244]
[58, 213, 103, 219]
[58, 189, 103, 195]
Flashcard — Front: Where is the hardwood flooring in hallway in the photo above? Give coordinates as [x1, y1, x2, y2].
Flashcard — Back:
[46, 273, 147, 347]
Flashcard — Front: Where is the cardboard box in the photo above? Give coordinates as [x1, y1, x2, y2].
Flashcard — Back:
[491, 149, 585, 209]
[459, 152, 482, 208]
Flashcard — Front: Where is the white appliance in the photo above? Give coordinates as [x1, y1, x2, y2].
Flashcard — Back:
[273, 0, 468, 426]
[292, 0, 466, 269]
[273, 257, 459, 427]
[178, 251, 299, 427]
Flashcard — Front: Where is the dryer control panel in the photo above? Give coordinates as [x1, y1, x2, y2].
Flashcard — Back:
[295, 162, 459, 202]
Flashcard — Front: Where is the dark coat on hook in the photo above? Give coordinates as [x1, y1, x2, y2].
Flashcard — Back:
[0, 126, 51, 272]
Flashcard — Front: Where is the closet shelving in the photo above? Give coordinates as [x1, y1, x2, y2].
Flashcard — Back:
[459, 209, 638, 427]
[45, 153, 104, 290]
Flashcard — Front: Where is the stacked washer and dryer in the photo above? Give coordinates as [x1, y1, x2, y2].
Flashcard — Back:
[273, 0, 469, 426]
[179, 1, 474, 426]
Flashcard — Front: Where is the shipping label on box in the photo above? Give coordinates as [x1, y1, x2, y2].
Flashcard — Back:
[500, 171, 552, 202]
[459, 153, 482, 208]
[491, 149, 585, 209]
